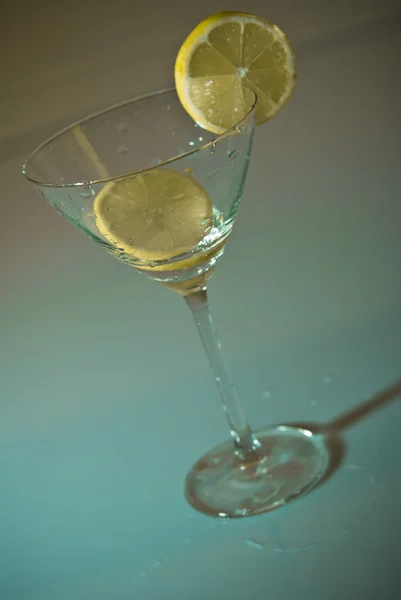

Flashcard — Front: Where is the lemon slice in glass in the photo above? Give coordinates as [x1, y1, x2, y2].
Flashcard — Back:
[94, 168, 213, 267]
[175, 11, 296, 134]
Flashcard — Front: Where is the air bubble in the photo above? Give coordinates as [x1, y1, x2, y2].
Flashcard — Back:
[117, 144, 129, 154]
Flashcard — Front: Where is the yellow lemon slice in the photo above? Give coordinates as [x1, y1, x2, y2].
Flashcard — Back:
[175, 11, 296, 134]
[94, 168, 213, 269]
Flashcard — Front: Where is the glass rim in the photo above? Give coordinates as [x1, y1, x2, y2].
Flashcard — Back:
[22, 86, 257, 189]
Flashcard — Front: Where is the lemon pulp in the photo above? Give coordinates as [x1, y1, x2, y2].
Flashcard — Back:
[175, 11, 296, 134]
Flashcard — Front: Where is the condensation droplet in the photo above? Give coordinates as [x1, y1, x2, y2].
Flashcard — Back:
[263, 390, 271, 399]
[117, 122, 128, 133]
[206, 169, 220, 180]
[323, 375, 332, 384]
[245, 539, 265, 550]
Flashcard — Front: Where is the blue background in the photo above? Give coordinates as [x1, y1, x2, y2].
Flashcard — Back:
[1, 0, 400, 598]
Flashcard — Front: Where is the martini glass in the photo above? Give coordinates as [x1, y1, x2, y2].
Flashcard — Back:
[23, 88, 329, 517]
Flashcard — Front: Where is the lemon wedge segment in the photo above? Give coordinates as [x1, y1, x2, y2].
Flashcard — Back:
[175, 11, 296, 134]
[94, 168, 213, 267]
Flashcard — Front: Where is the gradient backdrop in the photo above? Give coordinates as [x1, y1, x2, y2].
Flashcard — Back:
[1, 1, 401, 598]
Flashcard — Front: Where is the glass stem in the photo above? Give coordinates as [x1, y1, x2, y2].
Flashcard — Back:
[185, 289, 261, 461]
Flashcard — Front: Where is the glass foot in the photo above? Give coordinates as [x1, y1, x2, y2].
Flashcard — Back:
[185, 425, 330, 518]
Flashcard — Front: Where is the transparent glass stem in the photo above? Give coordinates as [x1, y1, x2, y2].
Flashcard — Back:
[185, 289, 261, 460]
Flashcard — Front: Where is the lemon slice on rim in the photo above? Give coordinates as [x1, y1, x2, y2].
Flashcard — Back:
[94, 168, 213, 268]
[175, 11, 296, 134]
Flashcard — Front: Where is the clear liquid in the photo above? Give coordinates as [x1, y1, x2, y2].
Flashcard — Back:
[137, 208, 230, 294]
[114, 207, 231, 295]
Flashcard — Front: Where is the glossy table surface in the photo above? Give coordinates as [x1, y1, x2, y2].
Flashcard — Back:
[1, 1, 400, 598]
